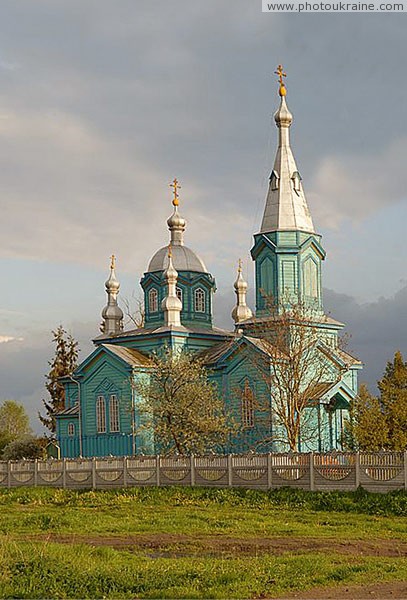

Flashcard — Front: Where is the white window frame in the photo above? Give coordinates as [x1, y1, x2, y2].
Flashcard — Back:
[194, 288, 206, 313]
[96, 395, 106, 433]
[176, 286, 183, 304]
[109, 394, 120, 433]
[67, 422, 75, 436]
[148, 288, 158, 313]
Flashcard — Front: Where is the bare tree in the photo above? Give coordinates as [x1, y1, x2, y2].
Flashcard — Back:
[245, 297, 348, 451]
[121, 293, 145, 329]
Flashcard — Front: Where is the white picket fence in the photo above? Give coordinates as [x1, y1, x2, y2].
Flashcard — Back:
[0, 452, 406, 493]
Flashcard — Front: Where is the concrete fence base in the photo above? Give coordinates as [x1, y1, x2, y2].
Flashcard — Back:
[1, 452, 406, 493]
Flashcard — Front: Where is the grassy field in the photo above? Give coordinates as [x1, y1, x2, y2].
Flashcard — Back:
[0, 486, 406, 598]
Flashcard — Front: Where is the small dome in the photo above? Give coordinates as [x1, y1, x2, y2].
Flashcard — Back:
[167, 211, 186, 230]
[148, 245, 208, 273]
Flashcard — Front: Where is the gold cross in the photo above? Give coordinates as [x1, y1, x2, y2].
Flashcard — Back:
[110, 254, 116, 270]
[238, 258, 243, 273]
[274, 64, 287, 97]
[170, 177, 181, 207]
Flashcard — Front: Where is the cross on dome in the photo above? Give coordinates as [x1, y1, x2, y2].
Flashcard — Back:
[170, 178, 181, 207]
[274, 64, 287, 97]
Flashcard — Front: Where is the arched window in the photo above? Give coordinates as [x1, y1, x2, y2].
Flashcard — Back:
[96, 395, 106, 433]
[109, 394, 120, 433]
[176, 286, 183, 305]
[148, 288, 158, 313]
[241, 379, 255, 428]
[68, 423, 75, 436]
[194, 288, 205, 313]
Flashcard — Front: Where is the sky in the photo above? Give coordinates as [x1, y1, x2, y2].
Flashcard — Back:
[0, 2, 406, 431]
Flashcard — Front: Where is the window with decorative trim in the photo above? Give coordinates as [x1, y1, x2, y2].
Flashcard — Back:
[176, 286, 183, 305]
[109, 394, 120, 433]
[194, 288, 205, 313]
[241, 379, 255, 428]
[96, 395, 106, 433]
[68, 422, 75, 436]
[148, 288, 158, 313]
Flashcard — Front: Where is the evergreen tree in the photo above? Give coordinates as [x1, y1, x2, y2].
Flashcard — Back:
[378, 350, 407, 451]
[39, 326, 79, 433]
[346, 384, 388, 451]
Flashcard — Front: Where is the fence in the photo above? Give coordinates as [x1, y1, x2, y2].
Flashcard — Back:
[0, 452, 406, 493]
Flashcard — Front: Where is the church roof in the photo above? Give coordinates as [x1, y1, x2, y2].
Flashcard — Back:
[95, 324, 232, 341]
[200, 334, 284, 366]
[56, 404, 79, 417]
[101, 344, 151, 367]
[260, 94, 315, 234]
[148, 244, 208, 273]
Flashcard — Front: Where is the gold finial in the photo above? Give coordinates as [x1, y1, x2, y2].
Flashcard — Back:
[110, 254, 116, 270]
[274, 64, 287, 97]
[170, 177, 181, 207]
[168, 244, 172, 259]
[238, 258, 242, 273]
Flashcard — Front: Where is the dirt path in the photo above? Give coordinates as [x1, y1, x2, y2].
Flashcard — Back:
[281, 580, 407, 599]
[27, 533, 407, 558]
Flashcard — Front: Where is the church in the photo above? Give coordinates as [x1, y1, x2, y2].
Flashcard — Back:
[56, 70, 362, 458]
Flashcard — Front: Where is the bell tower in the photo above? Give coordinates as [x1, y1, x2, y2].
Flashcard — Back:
[251, 66, 325, 315]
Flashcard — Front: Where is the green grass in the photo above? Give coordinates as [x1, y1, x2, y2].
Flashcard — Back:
[0, 486, 405, 598]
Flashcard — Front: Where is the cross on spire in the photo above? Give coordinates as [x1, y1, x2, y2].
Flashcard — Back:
[274, 64, 287, 97]
[170, 177, 181, 207]
[110, 254, 116, 270]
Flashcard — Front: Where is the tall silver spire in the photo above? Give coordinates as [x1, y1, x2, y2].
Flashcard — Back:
[231, 259, 253, 325]
[101, 255, 124, 335]
[161, 245, 182, 327]
[260, 66, 315, 234]
[167, 177, 186, 246]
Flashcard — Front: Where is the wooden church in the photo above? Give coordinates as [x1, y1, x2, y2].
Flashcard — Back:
[56, 71, 362, 458]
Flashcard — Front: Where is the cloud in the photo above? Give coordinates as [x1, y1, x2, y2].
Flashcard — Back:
[308, 138, 407, 229]
[324, 285, 407, 393]
[0, 336, 23, 344]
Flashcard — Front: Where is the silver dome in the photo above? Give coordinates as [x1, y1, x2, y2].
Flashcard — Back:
[148, 245, 208, 273]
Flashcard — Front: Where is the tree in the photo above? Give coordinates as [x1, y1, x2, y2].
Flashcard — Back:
[378, 351, 407, 451]
[345, 384, 389, 451]
[0, 400, 32, 454]
[122, 293, 145, 329]
[345, 351, 407, 452]
[134, 348, 233, 455]
[40, 326, 79, 433]
[247, 298, 348, 451]
[2, 437, 45, 460]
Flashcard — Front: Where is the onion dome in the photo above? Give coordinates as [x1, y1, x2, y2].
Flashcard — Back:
[148, 178, 208, 273]
[231, 259, 253, 325]
[100, 255, 124, 335]
[161, 245, 182, 327]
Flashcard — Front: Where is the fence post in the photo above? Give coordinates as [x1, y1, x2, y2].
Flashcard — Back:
[156, 455, 160, 487]
[7, 461, 11, 489]
[123, 456, 128, 488]
[62, 458, 66, 489]
[34, 459, 38, 487]
[227, 454, 233, 487]
[190, 454, 195, 487]
[309, 452, 315, 492]
[355, 451, 360, 489]
[404, 451, 407, 491]
[267, 453, 272, 490]
[92, 457, 97, 490]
